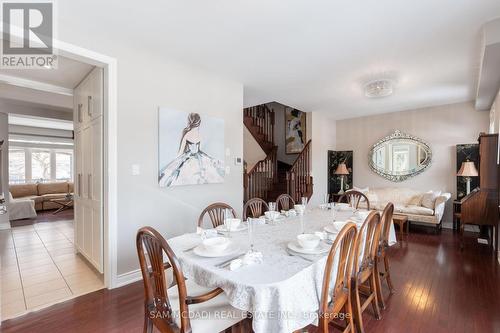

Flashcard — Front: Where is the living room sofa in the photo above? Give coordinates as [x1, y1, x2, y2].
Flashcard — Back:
[10, 181, 74, 211]
[354, 187, 451, 228]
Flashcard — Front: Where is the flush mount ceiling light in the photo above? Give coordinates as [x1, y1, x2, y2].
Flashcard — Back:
[364, 79, 394, 98]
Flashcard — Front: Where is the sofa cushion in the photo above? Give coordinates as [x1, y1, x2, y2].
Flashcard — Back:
[10, 184, 38, 198]
[38, 182, 69, 195]
[421, 191, 441, 209]
[400, 205, 434, 216]
[21, 195, 44, 204]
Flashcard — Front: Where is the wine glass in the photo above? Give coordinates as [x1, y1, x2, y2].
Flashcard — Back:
[324, 193, 330, 205]
[268, 202, 276, 212]
[331, 202, 337, 221]
[224, 208, 233, 238]
[247, 218, 257, 252]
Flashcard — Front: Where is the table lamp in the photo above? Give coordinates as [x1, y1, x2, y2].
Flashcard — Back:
[335, 162, 350, 194]
[457, 160, 478, 195]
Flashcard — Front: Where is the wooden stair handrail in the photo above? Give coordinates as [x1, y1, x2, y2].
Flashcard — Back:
[244, 147, 278, 202]
[286, 140, 313, 202]
[243, 104, 275, 154]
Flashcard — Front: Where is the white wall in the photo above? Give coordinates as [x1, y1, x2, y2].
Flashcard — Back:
[243, 127, 266, 170]
[0, 112, 9, 227]
[57, 17, 244, 276]
[336, 102, 489, 225]
[309, 112, 336, 205]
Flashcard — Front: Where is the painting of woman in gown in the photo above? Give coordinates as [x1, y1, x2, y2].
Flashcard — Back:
[159, 110, 225, 187]
[285, 107, 306, 154]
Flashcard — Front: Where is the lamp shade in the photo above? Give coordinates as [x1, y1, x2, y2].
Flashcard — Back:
[335, 163, 350, 175]
[457, 161, 478, 177]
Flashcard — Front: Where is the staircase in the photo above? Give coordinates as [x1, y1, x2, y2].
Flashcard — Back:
[266, 161, 291, 202]
[243, 105, 275, 154]
[243, 104, 313, 203]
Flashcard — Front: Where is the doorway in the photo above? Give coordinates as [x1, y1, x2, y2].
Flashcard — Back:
[0, 45, 116, 319]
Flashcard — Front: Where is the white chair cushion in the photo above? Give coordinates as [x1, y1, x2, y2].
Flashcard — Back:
[168, 279, 245, 333]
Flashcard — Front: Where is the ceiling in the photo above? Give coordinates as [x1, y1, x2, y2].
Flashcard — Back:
[0, 55, 93, 111]
[0, 55, 93, 89]
[58, 0, 500, 119]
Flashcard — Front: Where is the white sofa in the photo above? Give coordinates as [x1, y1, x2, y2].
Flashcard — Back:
[355, 188, 451, 228]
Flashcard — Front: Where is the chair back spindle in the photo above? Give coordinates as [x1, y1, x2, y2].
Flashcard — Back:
[275, 193, 295, 211]
[243, 198, 269, 219]
[198, 203, 237, 228]
[339, 190, 370, 210]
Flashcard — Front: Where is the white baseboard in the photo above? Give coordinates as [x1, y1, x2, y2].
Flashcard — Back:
[114, 269, 142, 288]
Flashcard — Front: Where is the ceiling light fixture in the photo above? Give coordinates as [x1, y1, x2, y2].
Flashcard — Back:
[364, 79, 394, 98]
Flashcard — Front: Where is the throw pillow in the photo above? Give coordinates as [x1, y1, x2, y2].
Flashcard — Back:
[421, 191, 442, 209]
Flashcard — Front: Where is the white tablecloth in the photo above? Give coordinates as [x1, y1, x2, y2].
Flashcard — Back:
[168, 208, 397, 333]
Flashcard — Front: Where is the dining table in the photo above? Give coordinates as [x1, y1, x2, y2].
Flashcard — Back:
[168, 207, 397, 333]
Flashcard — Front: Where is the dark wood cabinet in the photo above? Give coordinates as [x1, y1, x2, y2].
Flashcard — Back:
[460, 133, 499, 254]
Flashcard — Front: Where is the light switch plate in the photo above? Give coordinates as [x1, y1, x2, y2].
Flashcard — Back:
[225, 148, 231, 157]
[234, 157, 242, 165]
[132, 164, 140, 175]
[225, 166, 231, 175]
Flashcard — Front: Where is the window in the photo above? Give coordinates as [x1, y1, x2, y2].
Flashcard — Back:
[9, 147, 73, 184]
[9, 149, 26, 183]
[31, 150, 51, 181]
[56, 151, 73, 180]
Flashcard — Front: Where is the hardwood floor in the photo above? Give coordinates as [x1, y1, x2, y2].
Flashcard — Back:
[10, 208, 74, 227]
[2, 229, 499, 333]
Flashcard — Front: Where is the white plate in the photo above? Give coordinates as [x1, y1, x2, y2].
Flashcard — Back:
[287, 241, 330, 255]
[193, 241, 241, 258]
[215, 223, 248, 233]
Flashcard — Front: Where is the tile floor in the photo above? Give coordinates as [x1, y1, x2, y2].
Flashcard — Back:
[0, 220, 104, 320]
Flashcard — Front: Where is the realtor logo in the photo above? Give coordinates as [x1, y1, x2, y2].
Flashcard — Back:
[1, 1, 57, 68]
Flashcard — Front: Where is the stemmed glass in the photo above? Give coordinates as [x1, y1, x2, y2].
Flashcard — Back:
[301, 196, 308, 214]
[224, 208, 233, 238]
[268, 202, 276, 212]
[324, 193, 330, 205]
[247, 218, 257, 252]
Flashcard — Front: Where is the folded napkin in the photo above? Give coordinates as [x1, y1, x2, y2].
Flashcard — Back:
[228, 251, 263, 271]
[281, 209, 297, 217]
[352, 211, 370, 221]
[196, 227, 218, 240]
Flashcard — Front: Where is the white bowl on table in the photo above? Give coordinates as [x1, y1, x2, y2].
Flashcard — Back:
[297, 233, 320, 250]
[224, 218, 241, 231]
[294, 204, 305, 215]
[202, 237, 230, 252]
[264, 211, 281, 221]
[324, 221, 348, 234]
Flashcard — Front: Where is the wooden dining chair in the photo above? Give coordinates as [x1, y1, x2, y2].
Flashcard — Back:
[374, 203, 395, 309]
[136, 227, 244, 333]
[276, 193, 295, 211]
[243, 198, 269, 219]
[351, 211, 382, 333]
[198, 203, 237, 228]
[339, 191, 370, 210]
[317, 222, 358, 333]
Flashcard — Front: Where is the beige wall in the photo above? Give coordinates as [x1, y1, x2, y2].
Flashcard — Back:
[336, 102, 489, 224]
[243, 127, 266, 170]
[309, 112, 336, 205]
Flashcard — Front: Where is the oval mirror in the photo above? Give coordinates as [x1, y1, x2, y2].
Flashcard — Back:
[368, 130, 432, 182]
